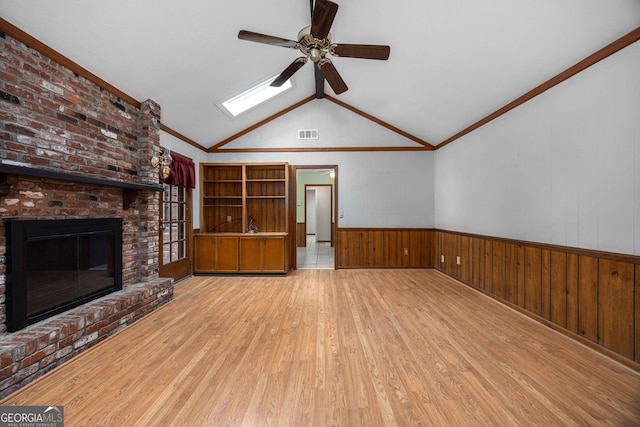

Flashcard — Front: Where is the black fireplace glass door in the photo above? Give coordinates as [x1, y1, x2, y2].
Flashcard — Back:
[26, 232, 115, 317]
[7, 218, 123, 331]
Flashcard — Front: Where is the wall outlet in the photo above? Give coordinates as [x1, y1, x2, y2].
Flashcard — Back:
[227, 215, 232, 222]
[456, 256, 461, 265]
[404, 248, 409, 256]
[440, 255, 445, 263]
[339, 210, 344, 218]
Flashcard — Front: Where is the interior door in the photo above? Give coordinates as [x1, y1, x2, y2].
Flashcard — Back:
[159, 183, 192, 281]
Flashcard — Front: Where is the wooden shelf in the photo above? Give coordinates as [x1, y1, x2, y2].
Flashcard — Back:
[246, 196, 286, 199]
[203, 196, 243, 199]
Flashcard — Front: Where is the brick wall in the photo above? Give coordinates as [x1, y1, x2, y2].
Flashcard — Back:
[0, 32, 164, 328]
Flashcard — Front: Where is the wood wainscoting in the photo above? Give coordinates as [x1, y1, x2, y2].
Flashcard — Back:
[336, 228, 435, 268]
[434, 230, 640, 368]
[296, 223, 306, 247]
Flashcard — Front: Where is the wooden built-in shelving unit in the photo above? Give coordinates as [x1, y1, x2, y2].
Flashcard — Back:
[196, 162, 289, 273]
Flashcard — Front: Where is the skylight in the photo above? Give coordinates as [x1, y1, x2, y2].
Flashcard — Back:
[217, 74, 294, 118]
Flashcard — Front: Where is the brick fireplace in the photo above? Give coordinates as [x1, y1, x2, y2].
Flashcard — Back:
[0, 30, 174, 397]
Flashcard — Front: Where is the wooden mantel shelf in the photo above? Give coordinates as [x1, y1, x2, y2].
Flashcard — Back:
[0, 161, 163, 210]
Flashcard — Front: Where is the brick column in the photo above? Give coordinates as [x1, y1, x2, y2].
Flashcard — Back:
[134, 99, 162, 282]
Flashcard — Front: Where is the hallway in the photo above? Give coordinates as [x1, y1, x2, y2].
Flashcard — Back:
[296, 235, 334, 269]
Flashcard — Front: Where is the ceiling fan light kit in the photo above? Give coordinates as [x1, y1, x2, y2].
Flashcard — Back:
[296, 26, 332, 63]
[238, 0, 390, 95]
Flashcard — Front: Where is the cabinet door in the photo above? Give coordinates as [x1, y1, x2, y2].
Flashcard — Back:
[216, 237, 239, 272]
[239, 238, 263, 272]
[194, 237, 216, 272]
[261, 237, 285, 272]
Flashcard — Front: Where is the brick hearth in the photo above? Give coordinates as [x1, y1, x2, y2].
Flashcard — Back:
[0, 278, 172, 399]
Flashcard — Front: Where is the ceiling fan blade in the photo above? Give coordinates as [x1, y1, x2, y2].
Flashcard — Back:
[271, 57, 308, 87]
[332, 44, 390, 60]
[310, 0, 338, 40]
[238, 30, 297, 48]
[317, 59, 348, 95]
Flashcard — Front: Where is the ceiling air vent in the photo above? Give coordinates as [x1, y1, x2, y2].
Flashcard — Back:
[298, 129, 319, 140]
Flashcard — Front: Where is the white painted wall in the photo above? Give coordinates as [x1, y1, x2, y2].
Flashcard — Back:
[206, 99, 436, 228]
[225, 99, 420, 149]
[162, 98, 435, 229]
[206, 151, 434, 228]
[435, 41, 640, 256]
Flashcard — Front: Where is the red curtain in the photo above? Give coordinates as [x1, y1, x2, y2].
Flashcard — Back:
[161, 152, 196, 188]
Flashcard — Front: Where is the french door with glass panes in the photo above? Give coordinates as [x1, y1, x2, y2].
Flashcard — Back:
[159, 183, 192, 281]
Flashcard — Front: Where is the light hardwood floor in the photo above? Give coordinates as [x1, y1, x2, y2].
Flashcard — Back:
[2, 269, 639, 426]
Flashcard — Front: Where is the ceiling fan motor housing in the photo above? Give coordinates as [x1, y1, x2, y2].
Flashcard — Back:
[297, 25, 332, 62]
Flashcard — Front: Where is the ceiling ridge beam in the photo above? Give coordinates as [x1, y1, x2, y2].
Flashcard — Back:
[325, 96, 435, 149]
[436, 26, 640, 150]
[208, 95, 316, 152]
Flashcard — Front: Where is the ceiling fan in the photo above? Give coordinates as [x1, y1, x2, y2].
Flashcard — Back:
[238, 0, 390, 95]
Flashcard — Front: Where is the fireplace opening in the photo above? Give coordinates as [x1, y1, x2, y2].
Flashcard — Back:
[6, 218, 123, 332]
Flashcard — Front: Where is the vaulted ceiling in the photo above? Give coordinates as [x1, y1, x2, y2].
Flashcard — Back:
[1, 1, 639, 152]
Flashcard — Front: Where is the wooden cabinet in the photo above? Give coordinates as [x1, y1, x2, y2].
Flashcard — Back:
[194, 235, 239, 272]
[240, 236, 285, 272]
[194, 233, 287, 274]
[196, 162, 290, 274]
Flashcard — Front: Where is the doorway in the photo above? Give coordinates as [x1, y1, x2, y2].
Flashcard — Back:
[294, 166, 337, 270]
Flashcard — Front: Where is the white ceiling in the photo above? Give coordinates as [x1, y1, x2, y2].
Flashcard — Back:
[1, 1, 639, 150]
